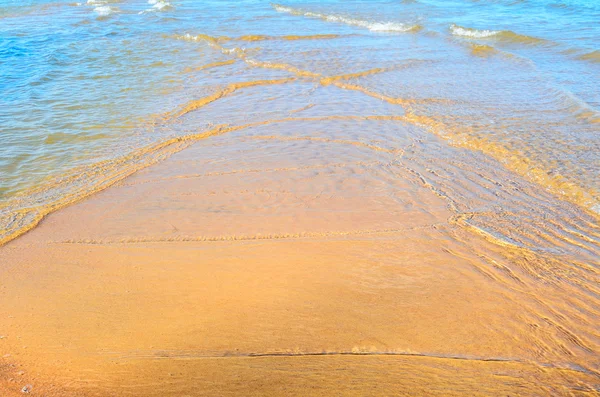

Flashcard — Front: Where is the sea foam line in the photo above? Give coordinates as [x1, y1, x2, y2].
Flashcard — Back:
[449, 24, 548, 46]
[449, 24, 499, 38]
[272, 3, 420, 33]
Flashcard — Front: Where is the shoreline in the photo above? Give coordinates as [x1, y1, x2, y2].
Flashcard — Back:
[2, 68, 599, 249]
[1, 116, 599, 395]
[3, 0, 600, 394]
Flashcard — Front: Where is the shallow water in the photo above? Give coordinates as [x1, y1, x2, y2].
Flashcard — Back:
[1, 2, 600, 393]
[0, 0, 599, 245]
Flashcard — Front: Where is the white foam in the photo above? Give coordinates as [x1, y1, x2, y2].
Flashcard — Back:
[94, 5, 115, 16]
[273, 4, 419, 32]
[139, 0, 172, 13]
[450, 24, 499, 38]
[272, 4, 293, 13]
[152, 1, 171, 10]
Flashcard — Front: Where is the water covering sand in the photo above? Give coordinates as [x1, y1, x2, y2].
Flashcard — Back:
[0, 0, 599, 395]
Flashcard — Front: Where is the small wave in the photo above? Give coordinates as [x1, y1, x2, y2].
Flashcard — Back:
[450, 24, 499, 38]
[548, 2, 569, 9]
[173, 33, 230, 46]
[94, 5, 116, 16]
[236, 34, 340, 42]
[173, 33, 339, 45]
[577, 50, 600, 63]
[469, 43, 498, 57]
[281, 34, 339, 41]
[146, 0, 172, 11]
[272, 4, 421, 33]
[449, 24, 546, 45]
[87, 0, 120, 5]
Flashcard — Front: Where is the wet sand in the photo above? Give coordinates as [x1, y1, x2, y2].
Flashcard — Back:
[1, 117, 600, 395]
[3, 0, 600, 394]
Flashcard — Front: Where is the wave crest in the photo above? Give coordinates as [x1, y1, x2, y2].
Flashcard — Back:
[272, 3, 421, 33]
[450, 24, 546, 45]
[94, 5, 116, 16]
[149, 0, 172, 11]
[450, 24, 499, 38]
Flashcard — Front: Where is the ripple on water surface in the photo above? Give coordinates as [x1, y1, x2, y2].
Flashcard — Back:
[0, 0, 598, 242]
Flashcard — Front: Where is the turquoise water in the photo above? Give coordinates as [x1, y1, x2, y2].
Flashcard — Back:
[0, 0, 599, 243]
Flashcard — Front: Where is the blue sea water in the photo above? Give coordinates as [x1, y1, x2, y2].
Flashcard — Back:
[0, 0, 599, 243]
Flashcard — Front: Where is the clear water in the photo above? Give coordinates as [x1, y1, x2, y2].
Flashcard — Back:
[0, 0, 599, 244]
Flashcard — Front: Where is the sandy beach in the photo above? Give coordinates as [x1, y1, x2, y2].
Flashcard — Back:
[1, 114, 599, 395]
[2, 1, 600, 395]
